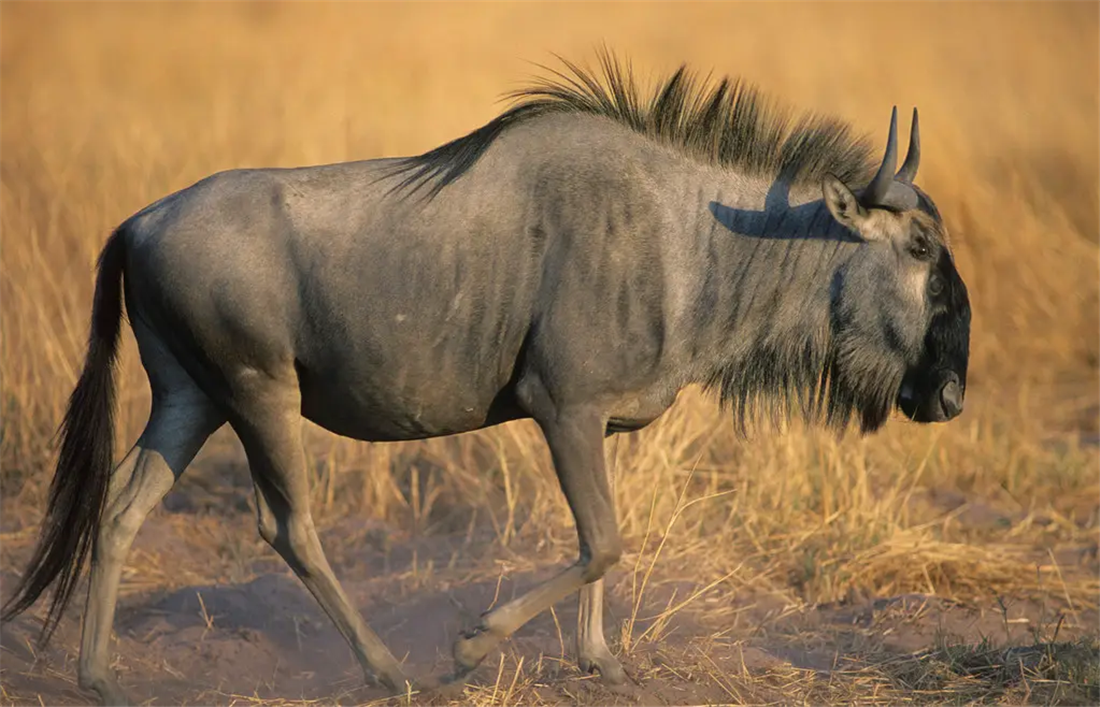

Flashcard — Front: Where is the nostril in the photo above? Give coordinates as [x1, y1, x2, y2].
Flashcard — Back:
[940, 380, 963, 417]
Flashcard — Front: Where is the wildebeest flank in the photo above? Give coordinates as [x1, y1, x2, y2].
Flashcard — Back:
[2, 52, 970, 704]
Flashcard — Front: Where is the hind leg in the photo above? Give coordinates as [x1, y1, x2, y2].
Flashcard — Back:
[78, 389, 223, 705]
[229, 379, 408, 692]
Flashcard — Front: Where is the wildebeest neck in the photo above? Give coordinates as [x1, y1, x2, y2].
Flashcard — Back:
[689, 177, 862, 429]
[698, 177, 857, 333]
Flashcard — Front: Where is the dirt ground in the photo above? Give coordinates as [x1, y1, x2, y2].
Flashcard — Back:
[2, 430, 1096, 706]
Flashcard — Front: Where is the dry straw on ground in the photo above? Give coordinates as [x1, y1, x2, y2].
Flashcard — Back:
[1, 3, 1097, 706]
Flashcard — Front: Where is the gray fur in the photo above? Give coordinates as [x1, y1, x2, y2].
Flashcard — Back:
[3, 54, 970, 704]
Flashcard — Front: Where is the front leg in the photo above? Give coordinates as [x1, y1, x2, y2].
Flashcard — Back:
[577, 579, 626, 682]
[576, 437, 626, 683]
[451, 395, 620, 678]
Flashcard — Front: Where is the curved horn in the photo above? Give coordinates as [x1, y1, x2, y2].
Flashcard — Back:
[895, 107, 920, 183]
[861, 106, 899, 207]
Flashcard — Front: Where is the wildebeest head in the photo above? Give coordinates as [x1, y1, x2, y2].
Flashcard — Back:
[821, 107, 970, 426]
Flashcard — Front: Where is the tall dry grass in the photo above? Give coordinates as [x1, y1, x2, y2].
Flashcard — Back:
[1, 2, 1097, 626]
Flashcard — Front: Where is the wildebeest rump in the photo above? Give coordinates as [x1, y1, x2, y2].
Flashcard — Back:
[2, 53, 970, 703]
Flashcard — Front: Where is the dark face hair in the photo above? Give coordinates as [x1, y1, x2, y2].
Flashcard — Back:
[897, 259, 971, 422]
[897, 198, 971, 423]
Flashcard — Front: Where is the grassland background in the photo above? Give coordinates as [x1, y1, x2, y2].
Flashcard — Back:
[1, 3, 1098, 705]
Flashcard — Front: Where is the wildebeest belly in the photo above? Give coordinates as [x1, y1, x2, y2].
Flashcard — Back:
[293, 302, 530, 441]
[298, 383, 524, 441]
[297, 361, 676, 442]
[296, 361, 525, 442]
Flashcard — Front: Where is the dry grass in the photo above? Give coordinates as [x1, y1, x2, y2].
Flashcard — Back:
[880, 636, 1100, 705]
[1, 3, 1098, 706]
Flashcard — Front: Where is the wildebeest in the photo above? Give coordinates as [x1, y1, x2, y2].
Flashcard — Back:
[2, 54, 970, 704]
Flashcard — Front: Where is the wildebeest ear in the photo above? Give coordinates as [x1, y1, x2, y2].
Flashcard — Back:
[822, 174, 873, 237]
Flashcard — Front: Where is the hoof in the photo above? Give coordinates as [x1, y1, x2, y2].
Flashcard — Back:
[452, 622, 500, 675]
[80, 672, 130, 707]
[579, 650, 628, 685]
[367, 663, 410, 693]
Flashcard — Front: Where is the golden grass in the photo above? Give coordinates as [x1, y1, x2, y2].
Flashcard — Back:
[1, 3, 1098, 705]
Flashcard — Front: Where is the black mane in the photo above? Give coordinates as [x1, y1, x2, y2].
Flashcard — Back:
[393, 51, 877, 197]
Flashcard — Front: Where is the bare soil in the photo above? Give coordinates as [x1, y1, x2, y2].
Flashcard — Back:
[2, 437, 1095, 706]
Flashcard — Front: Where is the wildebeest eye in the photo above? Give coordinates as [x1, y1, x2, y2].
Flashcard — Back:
[909, 238, 931, 260]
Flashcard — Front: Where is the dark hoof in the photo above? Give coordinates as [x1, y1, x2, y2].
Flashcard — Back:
[453, 622, 500, 673]
[368, 665, 411, 693]
[579, 651, 628, 685]
[80, 670, 130, 707]
[459, 621, 488, 640]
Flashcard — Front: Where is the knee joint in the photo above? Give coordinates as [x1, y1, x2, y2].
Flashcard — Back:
[256, 514, 279, 546]
[95, 509, 142, 562]
[580, 540, 621, 583]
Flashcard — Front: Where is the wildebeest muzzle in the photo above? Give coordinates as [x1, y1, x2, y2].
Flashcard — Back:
[898, 368, 964, 422]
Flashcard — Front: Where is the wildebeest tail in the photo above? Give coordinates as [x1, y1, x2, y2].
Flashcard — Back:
[1, 227, 127, 642]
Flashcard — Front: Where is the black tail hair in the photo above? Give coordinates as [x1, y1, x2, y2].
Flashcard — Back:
[1, 227, 126, 642]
